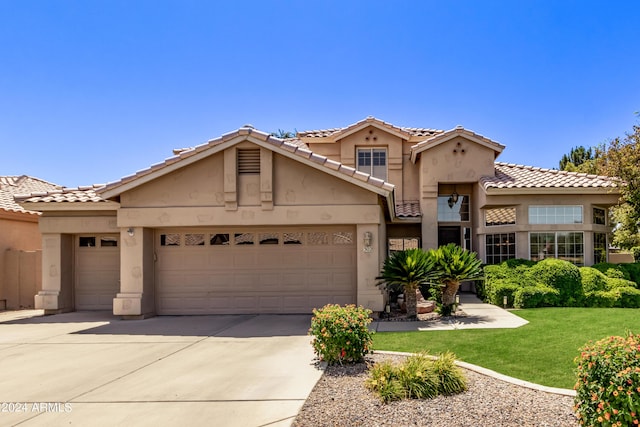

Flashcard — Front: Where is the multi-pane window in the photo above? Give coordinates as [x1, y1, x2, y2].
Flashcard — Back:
[356, 148, 387, 181]
[529, 206, 583, 224]
[593, 207, 606, 225]
[437, 195, 470, 222]
[485, 233, 516, 264]
[388, 238, 420, 255]
[594, 232, 607, 264]
[530, 232, 584, 266]
[485, 208, 516, 226]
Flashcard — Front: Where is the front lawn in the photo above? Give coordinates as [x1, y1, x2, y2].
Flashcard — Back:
[373, 307, 640, 389]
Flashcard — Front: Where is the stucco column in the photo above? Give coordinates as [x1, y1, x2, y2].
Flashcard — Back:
[356, 224, 384, 312]
[420, 195, 439, 250]
[113, 227, 155, 319]
[34, 233, 73, 314]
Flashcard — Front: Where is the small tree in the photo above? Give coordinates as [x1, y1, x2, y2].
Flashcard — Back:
[378, 249, 436, 318]
[430, 244, 483, 316]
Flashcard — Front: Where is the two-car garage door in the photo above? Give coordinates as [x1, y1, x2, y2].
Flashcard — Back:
[155, 226, 357, 314]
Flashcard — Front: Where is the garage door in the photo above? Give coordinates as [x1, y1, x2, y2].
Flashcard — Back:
[75, 235, 121, 310]
[156, 226, 357, 314]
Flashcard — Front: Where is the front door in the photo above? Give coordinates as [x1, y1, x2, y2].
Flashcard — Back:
[438, 226, 461, 247]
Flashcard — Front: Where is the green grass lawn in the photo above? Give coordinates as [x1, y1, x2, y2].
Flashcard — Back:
[373, 308, 640, 389]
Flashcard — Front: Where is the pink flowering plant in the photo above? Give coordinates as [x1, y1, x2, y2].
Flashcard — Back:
[574, 333, 640, 426]
[309, 304, 374, 365]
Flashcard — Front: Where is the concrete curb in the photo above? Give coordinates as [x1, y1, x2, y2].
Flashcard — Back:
[374, 350, 576, 397]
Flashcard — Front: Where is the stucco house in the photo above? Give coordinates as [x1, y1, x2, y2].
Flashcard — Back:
[1, 176, 61, 309]
[16, 117, 620, 317]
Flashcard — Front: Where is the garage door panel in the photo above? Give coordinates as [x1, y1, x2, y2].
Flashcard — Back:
[75, 234, 120, 311]
[156, 227, 356, 314]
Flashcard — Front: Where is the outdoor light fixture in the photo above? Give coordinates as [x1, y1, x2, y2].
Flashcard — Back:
[455, 294, 460, 305]
[363, 231, 373, 253]
[447, 186, 459, 209]
[127, 228, 135, 237]
[503, 295, 508, 308]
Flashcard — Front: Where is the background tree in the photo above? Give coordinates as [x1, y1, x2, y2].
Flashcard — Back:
[270, 129, 296, 138]
[559, 146, 598, 174]
[600, 124, 640, 248]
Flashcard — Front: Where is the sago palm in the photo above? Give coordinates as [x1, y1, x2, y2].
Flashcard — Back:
[430, 244, 483, 316]
[378, 249, 436, 317]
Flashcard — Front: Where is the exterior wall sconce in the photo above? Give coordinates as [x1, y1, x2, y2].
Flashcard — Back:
[363, 231, 373, 253]
[447, 188, 459, 209]
[127, 228, 135, 237]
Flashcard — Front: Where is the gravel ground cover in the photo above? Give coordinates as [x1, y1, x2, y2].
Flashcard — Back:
[293, 353, 578, 427]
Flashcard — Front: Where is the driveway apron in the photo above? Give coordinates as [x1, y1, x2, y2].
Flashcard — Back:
[0, 312, 323, 427]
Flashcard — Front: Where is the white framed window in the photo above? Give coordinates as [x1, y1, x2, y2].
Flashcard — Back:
[593, 207, 606, 225]
[356, 148, 387, 181]
[594, 232, 607, 264]
[529, 206, 583, 224]
[530, 232, 584, 266]
[485, 233, 516, 264]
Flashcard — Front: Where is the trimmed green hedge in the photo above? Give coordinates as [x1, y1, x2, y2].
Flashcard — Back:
[482, 261, 640, 309]
[528, 259, 583, 306]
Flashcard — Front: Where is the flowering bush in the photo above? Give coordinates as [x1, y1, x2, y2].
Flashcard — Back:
[309, 304, 374, 365]
[574, 333, 640, 426]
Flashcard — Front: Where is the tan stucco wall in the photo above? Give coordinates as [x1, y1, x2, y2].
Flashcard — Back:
[0, 213, 42, 308]
[121, 154, 225, 208]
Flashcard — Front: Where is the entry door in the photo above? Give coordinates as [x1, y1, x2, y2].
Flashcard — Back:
[438, 226, 461, 247]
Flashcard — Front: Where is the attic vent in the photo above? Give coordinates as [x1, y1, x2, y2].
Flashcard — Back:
[237, 149, 260, 174]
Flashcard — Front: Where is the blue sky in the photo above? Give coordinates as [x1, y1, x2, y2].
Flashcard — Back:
[1, 1, 638, 188]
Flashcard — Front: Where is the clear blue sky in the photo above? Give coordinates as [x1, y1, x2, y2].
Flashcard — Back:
[1, 1, 638, 188]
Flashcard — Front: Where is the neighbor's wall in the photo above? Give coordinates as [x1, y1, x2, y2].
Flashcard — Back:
[0, 212, 42, 309]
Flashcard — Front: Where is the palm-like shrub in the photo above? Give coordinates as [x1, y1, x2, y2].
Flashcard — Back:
[430, 244, 483, 316]
[378, 249, 436, 317]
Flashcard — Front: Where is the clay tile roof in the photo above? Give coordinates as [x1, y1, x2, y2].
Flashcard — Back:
[480, 162, 620, 190]
[85, 127, 394, 201]
[14, 185, 107, 204]
[395, 201, 421, 218]
[0, 175, 61, 214]
[298, 116, 443, 139]
[485, 207, 516, 225]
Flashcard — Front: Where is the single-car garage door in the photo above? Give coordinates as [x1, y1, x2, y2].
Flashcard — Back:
[156, 226, 357, 314]
[75, 234, 121, 310]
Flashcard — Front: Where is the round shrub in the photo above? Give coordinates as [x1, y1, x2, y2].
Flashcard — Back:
[579, 267, 608, 294]
[484, 279, 519, 307]
[529, 259, 582, 306]
[583, 290, 618, 308]
[605, 277, 638, 290]
[592, 262, 631, 280]
[503, 258, 536, 268]
[513, 285, 559, 308]
[309, 304, 373, 365]
[574, 334, 640, 426]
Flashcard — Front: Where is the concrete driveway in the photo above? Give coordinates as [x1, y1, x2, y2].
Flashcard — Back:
[0, 311, 323, 427]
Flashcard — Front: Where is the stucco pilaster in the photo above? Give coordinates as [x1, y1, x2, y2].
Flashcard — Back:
[420, 191, 438, 250]
[356, 224, 384, 312]
[113, 227, 155, 318]
[224, 147, 237, 211]
[35, 233, 73, 314]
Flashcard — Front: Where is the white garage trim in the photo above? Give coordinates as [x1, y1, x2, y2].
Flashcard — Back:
[155, 226, 357, 314]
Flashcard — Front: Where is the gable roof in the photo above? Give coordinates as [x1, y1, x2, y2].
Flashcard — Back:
[480, 162, 620, 194]
[298, 116, 442, 143]
[17, 126, 398, 218]
[0, 176, 60, 215]
[410, 126, 505, 162]
[96, 125, 394, 200]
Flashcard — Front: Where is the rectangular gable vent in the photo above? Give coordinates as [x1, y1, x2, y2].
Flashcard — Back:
[237, 149, 260, 174]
